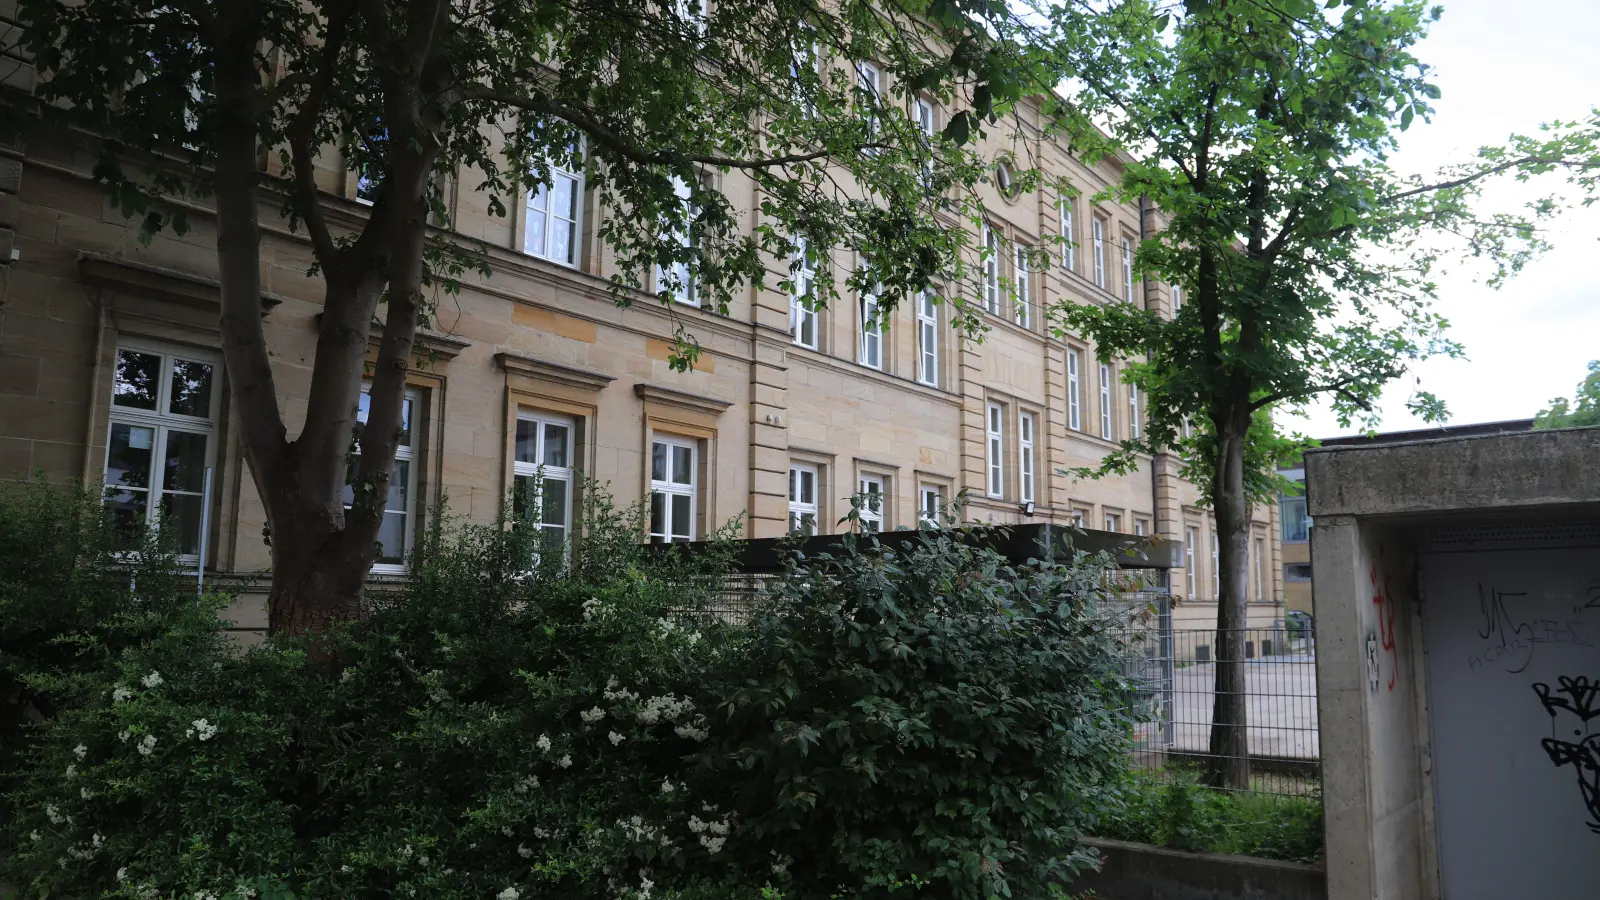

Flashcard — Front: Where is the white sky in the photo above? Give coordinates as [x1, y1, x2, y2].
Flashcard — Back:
[1285, 0, 1600, 440]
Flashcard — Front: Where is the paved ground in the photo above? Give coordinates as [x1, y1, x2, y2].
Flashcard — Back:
[1155, 650, 1320, 760]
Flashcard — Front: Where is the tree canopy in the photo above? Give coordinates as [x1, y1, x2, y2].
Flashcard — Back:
[1534, 360, 1600, 429]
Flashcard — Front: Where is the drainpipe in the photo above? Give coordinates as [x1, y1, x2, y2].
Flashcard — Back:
[1139, 195, 1161, 543]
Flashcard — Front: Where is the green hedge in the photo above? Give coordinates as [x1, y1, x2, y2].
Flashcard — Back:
[1095, 767, 1324, 864]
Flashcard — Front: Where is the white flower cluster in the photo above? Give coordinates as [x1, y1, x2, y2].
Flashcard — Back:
[607, 731, 625, 746]
[535, 734, 552, 754]
[582, 597, 613, 622]
[617, 816, 669, 847]
[557, 754, 573, 768]
[655, 617, 702, 647]
[638, 872, 656, 900]
[140, 671, 164, 689]
[532, 826, 551, 839]
[688, 814, 730, 854]
[636, 695, 693, 726]
[659, 779, 677, 795]
[112, 686, 133, 703]
[513, 775, 540, 794]
[64, 764, 77, 778]
[603, 676, 639, 703]
[137, 734, 158, 757]
[771, 852, 793, 875]
[579, 706, 607, 724]
[117, 730, 130, 743]
[498, 888, 521, 900]
[45, 804, 68, 825]
[673, 718, 710, 742]
[518, 843, 533, 859]
[186, 719, 218, 741]
[63, 832, 104, 861]
[72, 744, 87, 760]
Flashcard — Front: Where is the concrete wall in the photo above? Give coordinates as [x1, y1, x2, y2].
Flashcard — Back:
[1072, 838, 1327, 900]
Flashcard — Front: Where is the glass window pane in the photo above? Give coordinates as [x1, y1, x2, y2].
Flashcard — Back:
[386, 461, 410, 512]
[104, 489, 147, 546]
[167, 359, 214, 417]
[800, 470, 814, 504]
[376, 512, 406, 564]
[650, 491, 667, 541]
[540, 525, 567, 558]
[652, 442, 667, 483]
[162, 431, 208, 493]
[672, 446, 693, 485]
[543, 423, 569, 468]
[106, 423, 155, 489]
[671, 493, 692, 539]
[541, 477, 568, 527]
[113, 350, 161, 410]
[399, 396, 413, 448]
[513, 474, 536, 520]
[516, 419, 539, 464]
[526, 186, 549, 257]
[158, 493, 203, 556]
[862, 518, 878, 533]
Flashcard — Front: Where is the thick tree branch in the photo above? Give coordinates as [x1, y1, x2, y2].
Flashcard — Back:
[287, 3, 353, 274]
[1381, 154, 1596, 204]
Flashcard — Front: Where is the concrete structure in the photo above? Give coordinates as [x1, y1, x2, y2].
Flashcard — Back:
[0, 63, 1279, 629]
[1076, 837, 1327, 900]
[1306, 426, 1600, 900]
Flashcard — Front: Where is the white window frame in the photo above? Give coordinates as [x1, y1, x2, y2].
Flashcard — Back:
[916, 290, 938, 387]
[1105, 512, 1121, 533]
[1067, 349, 1081, 432]
[788, 463, 820, 535]
[103, 341, 222, 565]
[1255, 536, 1266, 603]
[1018, 412, 1035, 504]
[1134, 519, 1147, 537]
[1185, 525, 1198, 600]
[649, 436, 698, 543]
[1171, 283, 1183, 313]
[512, 410, 576, 556]
[674, 0, 707, 33]
[858, 474, 885, 532]
[919, 485, 944, 527]
[524, 144, 585, 268]
[986, 402, 1005, 498]
[348, 385, 421, 575]
[856, 60, 882, 146]
[1092, 217, 1106, 289]
[1099, 363, 1113, 440]
[1129, 382, 1141, 440]
[858, 270, 883, 370]
[1211, 529, 1220, 598]
[982, 224, 1001, 314]
[1013, 244, 1031, 329]
[1121, 235, 1135, 301]
[790, 236, 819, 350]
[790, 33, 819, 117]
[912, 97, 936, 138]
[657, 175, 697, 307]
[1060, 195, 1076, 274]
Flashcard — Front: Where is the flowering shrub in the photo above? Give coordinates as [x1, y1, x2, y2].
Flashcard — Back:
[2, 485, 1134, 900]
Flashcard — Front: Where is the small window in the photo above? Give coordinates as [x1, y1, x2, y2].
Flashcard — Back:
[1211, 530, 1220, 597]
[1104, 512, 1121, 533]
[856, 61, 882, 147]
[657, 176, 697, 306]
[1071, 509, 1087, 527]
[1013, 244, 1031, 329]
[790, 236, 819, 350]
[343, 386, 421, 572]
[919, 485, 944, 527]
[1134, 519, 1148, 537]
[916, 291, 938, 387]
[1067, 349, 1082, 432]
[1121, 235, 1135, 301]
[1129, 382, 1141, 440]
[858, 474, 885, 532]
[982, 225, 1001, 314]
[1092, 217, 1106, 289]
[1280, 496, 1310, 542]
[1185, 525, 1199, 600]
[1285, 563, 1313, 582]
[912, 97, 936, 138]
[790, 33, 819, 117]
[1099, 363, 1113, 440]
[1171, 283, 1183, 313]
[513, 412, 575, 557]
[995, 161, 1014, 197]
[788, 463, 819, 535]
[1254, 537, 1266, 602]
[524, 144, 585, 268]
[1018, 412, 1035, 504]
[1060, 195, 1076, 274]
[986, 403, 1005, 497]
[858, 269, 883, 370]
[649, 437, 697, 543]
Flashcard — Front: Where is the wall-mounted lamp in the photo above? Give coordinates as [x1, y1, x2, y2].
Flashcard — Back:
[1020, 500, 1036, 517]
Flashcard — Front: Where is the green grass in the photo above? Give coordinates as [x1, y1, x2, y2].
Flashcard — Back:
[1095, 767, 1324, 864]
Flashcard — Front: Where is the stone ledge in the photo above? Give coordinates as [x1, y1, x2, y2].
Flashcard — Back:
[495, 350, 616, 392]
[632, 382, 733, 416]
[1072, 836, 1326, 900]
[78, 252, 283, 315]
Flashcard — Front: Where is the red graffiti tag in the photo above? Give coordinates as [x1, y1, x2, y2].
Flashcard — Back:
[1371, 566, 1400, 691]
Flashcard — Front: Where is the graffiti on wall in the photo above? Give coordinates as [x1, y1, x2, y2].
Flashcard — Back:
[1467, 583, 1594, 675]
[1534, 675, 1600, 835]
[1370, 566, 1400, 692]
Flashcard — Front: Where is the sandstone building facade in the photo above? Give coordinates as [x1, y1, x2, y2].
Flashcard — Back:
[0, 76, 1282, 631]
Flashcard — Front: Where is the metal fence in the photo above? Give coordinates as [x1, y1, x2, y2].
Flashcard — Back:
[1117, 618, 1321, 798]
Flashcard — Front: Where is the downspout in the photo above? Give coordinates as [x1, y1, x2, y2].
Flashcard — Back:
[1139, 195, 1160, 542]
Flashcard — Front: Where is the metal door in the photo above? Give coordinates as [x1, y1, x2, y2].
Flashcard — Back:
[1420, 524, 1600, 900]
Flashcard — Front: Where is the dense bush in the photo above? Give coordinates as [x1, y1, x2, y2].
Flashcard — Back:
[1095, 767, 1324, 863]
[2, 482, 1136, 900]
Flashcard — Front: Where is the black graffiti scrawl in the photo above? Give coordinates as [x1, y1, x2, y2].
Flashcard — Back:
[1534, 676, 1600, 835]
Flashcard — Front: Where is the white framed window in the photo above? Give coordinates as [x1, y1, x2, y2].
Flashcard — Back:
[649, 436, 697, 543]
[858, 474, 885, 532]
[982, 225, 1001, 314]
[912, 97, 936, 138]
[1071, 509, 1086, 527]
[1067, 349, 1081, 432]
[919, 485, 944, 527]
[104, 343, 221, 562]
[858, 271, 883, 370]
[1105, 513, 1121, 533]
[1060, 195, 1076, 273]
[1092, 217, 1106, 288]
[788, 463, 819, 535]
[1121, 235, 1135, 301]
[513, 411, 575, 556]
[1171, 283, 1183, 313]
[657, 175, 697, 306]
[916, 290, 938, 387]
[790, 237, 819, 350]
[1018, 412, 1035, 504]
[344, 386, 421, 573]
[1099, 363, 1113, 439]
[1129, 382, 1141, 440]
[1013, 244, 1031, 329]
[856, 60, 881, 146]
[674, 0, 707, 32]
[1134, 519, 1148, 537]
[986, 402, 1004, 498]
[1185, 525, 1198, 600]
[1255, 536, 1266, 602]
[1211, 529, 1220, 598]
[524, 145, 584, 267]
[790, 33, 819, 116]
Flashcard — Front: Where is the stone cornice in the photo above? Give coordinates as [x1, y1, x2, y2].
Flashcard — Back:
[496, 350, 617, 392]
[78, 253, 284, 314]
[312, 313, 473, 361]
[632, 382, 733, 416]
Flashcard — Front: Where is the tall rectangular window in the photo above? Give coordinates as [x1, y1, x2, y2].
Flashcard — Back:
[657, 176, 696, 306]
[790, 237, 818, 350]
[1171, 283, 1183, 313]
[1013, 244, 1031, 329]
[513, 412, 574, 556]
[1129, 382, 1141, 440]
[1134, 519, 1148, 537]
[788, 463, 819, 535]
[790, 34, 818, 117]
[104, 344, 220, 560]
[1255, 537, 1266, 603]
[649, 437, 697, 543]
[1280, 495, 1309, 542]
[856, 61, 881, 146]
[912, 98, 935, 137]
[1067, 349, 1081, 431]
[1060, 196, 1076, 274]
[919, 485, 944, 527]
[1121, 235, 1135, 301]
[916, 291, 938, 387]
[858, 474, 885, 532]
[524, 146, 584, 267]
[858, 275, 883, 370]
[982, 225, 1001, 314]
[1185, 525, 1198, 600]
[1105, 512, 1121, 532]
[343, 386, 419, 571]
[1211, 529, 1220, 598]
[1018, 412, 1035, 504]
[1099, 363, 1113, 439]
[1092, 217, 1106, 289]
[986, 403, 1004, 497]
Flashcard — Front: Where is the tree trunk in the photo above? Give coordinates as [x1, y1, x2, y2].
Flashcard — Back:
[1204, 417, 1253, 789]
[264, 499, 371, 635]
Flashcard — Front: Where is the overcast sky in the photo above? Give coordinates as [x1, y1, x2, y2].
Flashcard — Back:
[1285, 0, 1600, 439]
